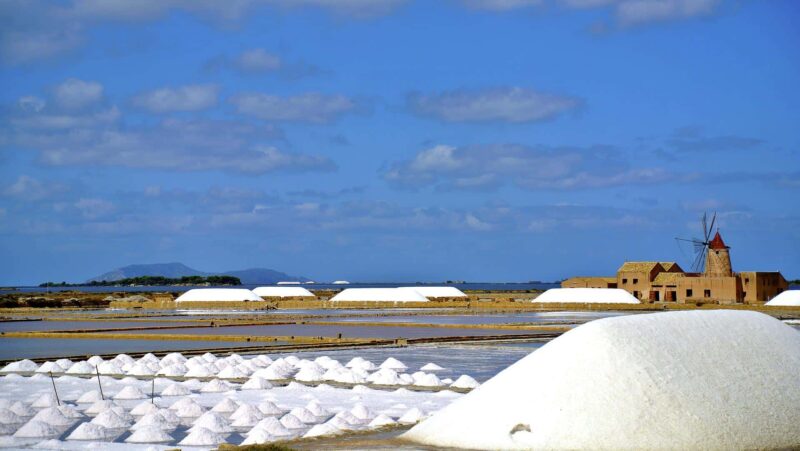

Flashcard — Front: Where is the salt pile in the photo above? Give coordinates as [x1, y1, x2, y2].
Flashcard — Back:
[242, 376, 273, 390]
[125, 425, 173, 443]
[379, 357, 408, 371]
[369, 413, 397, 428]
[306, 400, 330, 418]
[257, 401, 284, 416]
[84, 400, 119, 416]
[31, 393, 59, 408]
[31, 407, 75, 426]
[0, 408, 23, 425]
[533, 287, 640, 304]
[367, 368, 406, 386]
[13, 420, 62, 438]
[34, 362, 61, 374]
[211, 397, 241, 413]
[91, 409, 132, 429]
[56, 405, 84, 419]
[280, 413, 306, 429]
[191, 411, 233, 433]
[131, 412, 174, 430]
[289, 407, 319, 424]
[765, 290, 800, 306]
[350, 403, 375, 422]
[66, 422, 110, 440]
[113, 385, 147, 400]
[130, 401, 160, 416]
[76, 390, 104, 404]
[398, 407, 426, 424]
[304, 422, 341, 438]
[178, 426, 227, 446]
[420, 362, 444, 371]
[170, 399, 206, 418]
[450, 375, 479, 389]
[65, 361, 94, 374]
[404, 310, 800, 450]
[253, 417, 292, 436]
[200, 379, 233, 393]
[412, 372, 444, 387]
[1, 359, 38, 373]
[242, 428, 277, 445]
[230, 405, 264, 428]
[161, 383, 191, 396]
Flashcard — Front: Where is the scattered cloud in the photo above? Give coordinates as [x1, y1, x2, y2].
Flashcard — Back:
[666, 126, 763, 152]
[74, 197, 115, 219]
[461, 0, 543, 11]
[235, 48, 282, 72]
[408, 87, 580, 123]
[132, 84, 219, 113]
[230, 92, 358, 123]
[53, 78, 104, 110]
[615, 0, 721, 27]
[1, 175, 69, 201]
[384, 143, 669, 190]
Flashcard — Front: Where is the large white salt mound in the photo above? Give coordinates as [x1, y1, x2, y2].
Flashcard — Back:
[65, 361, 95, 374]
[242, 376, 273, 390]
[765, 290, 800, 306]
[242, 427, 277, 445]
[404, 310, 800, 450]
[175, 288, 261, 302]
[398, 286, 467, 298]
[379, 357, 408, 371]
[330, 288, 429, 302]
[533, 287, 640, 304]
[76, 390, 104, 404]
[450, 374, 479, 389]
[253, 286, 315, 298]
[113, 385, 147, 400]
[191, 411, 233, 433]
[160, 383, 191, 396]
[31, 407, 74, 426]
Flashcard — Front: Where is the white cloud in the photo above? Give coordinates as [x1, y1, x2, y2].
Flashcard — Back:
[53, 78, 104, 110]
[18, 96, 46, 112]
[74, 197, 115, 219]
[616, 0, 720, 26]
[408, 87, 580, 123]
[132, 84, 218, 113]
[385, 143, 674, 190]
[1, 175, 67, 201]
[231, 92, 357, 123]
[236, 48, 282, 72]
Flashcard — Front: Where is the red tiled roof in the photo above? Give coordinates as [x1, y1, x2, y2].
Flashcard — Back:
[708, 231, 727, 250]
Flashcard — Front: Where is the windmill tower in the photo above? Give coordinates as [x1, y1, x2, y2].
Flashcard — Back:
[676, 212, 732, 276]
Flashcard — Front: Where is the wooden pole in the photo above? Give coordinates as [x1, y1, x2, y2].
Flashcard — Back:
[49, 372, 60, 406]
[151, 377, 155, 404]
[95, 366, 104, 400]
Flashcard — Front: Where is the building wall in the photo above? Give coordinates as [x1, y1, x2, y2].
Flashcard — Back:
[739, 271, 788, 304]
[706, 248, 733, 277]
[561, 277, 616, 288]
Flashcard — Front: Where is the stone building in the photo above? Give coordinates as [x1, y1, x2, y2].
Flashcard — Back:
[562, 231, 787, 304]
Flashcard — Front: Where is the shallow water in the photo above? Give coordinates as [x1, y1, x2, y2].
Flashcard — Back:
[0, 320, 188, 333]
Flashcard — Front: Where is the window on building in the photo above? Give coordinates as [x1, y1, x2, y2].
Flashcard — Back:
[622, 278, 628, 284]
[633, 278, 638, 284]
[704, 289, 711, 298]
[633, 291, 640, 299]
[744, 278, 749, 284]
[686, 289, 693, 297]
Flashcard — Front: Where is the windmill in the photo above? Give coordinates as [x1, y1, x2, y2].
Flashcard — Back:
[675, 212, 717, 273]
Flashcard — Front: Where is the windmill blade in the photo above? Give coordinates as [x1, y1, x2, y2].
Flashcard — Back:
[708, 212, 717, 238]
[698, 246, 708, 273]
[701, 212, 708, 242]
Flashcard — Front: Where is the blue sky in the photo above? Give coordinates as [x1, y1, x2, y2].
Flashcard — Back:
[1, 0, 798, 285]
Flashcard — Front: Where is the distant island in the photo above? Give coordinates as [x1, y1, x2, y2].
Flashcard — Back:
[40, 275, 241, 287]
[85, 262, 309, 285]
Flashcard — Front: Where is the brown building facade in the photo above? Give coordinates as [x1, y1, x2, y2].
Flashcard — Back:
[562, 232, 787, 304]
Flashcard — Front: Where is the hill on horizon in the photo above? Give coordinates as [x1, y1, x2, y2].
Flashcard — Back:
[87, 262, 310, 285]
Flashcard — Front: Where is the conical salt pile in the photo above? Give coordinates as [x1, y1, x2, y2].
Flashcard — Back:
[113, 385, 147, 400]
[290, 407, 320, 424]
[257, 400, 284, 416]
[9, 401, 35, 417]
[306, 400, 330, 418]
[191, 411, 233, 433]
[200, 379, 233, 393]
[379, 357, 408, 371]
[178, 426, 226, 446]
[31, 407, 75, 426]
[84, 400, 119, 416]
[91, 409, 132, 429]
[253, 417, 292, 436]
[76, 390, 104, 404]
[210, 397, 240, 413]
[398, 407, 426, 424]
[230, 405, 264, 428]
[241, 427, 277, 445]
[304, 422, 341, 438]
[56, 405, 84, 419]
[241, 376, 273, 390]
[173, 400, 206, 418]
[420, 362, 444, 371]
[350, 403, 376, 422]
[34, 362, 61, 374]
[130, 401, 160, 416]
[0, 408, 24, 425]
[161, 383, 191, 396]
[65, 361, 94, 374]
[450, 374, 479, 389]
[369, 413, 397, 428]
[412, 372, 444, 387]
[125, 425, 173, 443]
[131, 412, 174, 431]
[218, 365, 247, 379]
[13, 420, 62, 438]
[280, 413, 305, 429]
[1, 359, 38, 373]
[66, 422, 110, 440]
[31, 393, 59, 408]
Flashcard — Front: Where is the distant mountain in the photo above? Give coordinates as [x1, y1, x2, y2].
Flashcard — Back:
[87, 263, 309, 285]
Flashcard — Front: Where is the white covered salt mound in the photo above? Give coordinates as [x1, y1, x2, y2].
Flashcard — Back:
[13, 420, 62, 438]
[533, 287, 640, 304]
[404, 310, 800, 450]
[66, 422, 110, 440]
[420, 362, 444, 371]
[113, 385, 147, 400]
[175, 288, 261, 302]
[330, 288, 429, 302]
[160, 383, 191, 397]
[242, 376, 273, 390]
[178, 426, 226, 446]
[1, 359, 38, 373]
[450, 374, 479, 389]
[765, 290, 800, 306]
